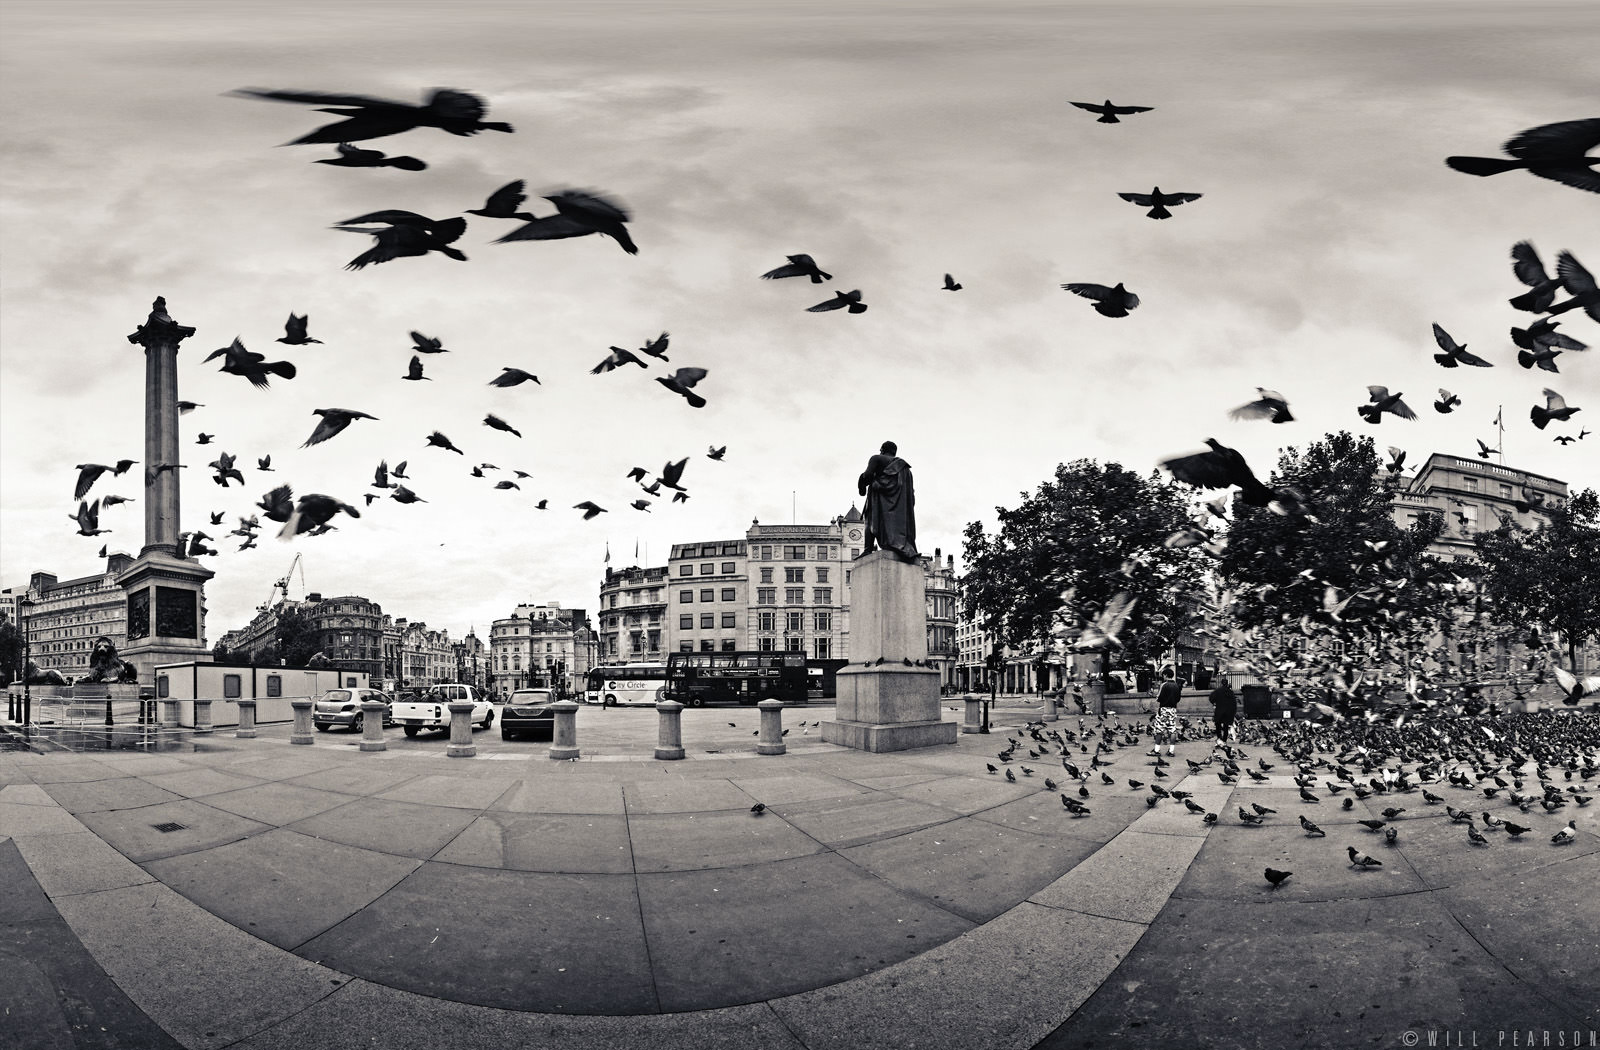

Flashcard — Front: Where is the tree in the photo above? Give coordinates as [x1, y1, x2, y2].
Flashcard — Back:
[1475, 488, 1600, 672]
[1218, 431, 1445, 638]
[961, 459, 1206, 670]
[273, 607, 322, 667]
[0, 616, 21, 688]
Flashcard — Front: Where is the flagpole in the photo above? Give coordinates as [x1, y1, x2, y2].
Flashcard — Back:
[1496, 405, 1504, 463]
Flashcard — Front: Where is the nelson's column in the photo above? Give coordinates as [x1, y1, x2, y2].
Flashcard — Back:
[115, 297, 214, 682]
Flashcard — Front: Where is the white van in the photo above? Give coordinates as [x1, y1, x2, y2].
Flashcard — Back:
[390, 683, 494, 737]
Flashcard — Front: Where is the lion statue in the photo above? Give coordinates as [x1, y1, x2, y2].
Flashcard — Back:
[83, 637, 139, 683]
[25, 660, 67, 686]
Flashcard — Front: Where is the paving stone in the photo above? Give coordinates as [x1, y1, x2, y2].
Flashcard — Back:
[842, 815, 1102, 922]
[283, 762, 423, 796]
[777, 794, 957, 849]
[882, 773, 1039, 815]
[0, 800, 94, 838]
[621, 778, 759, 814]
[1030, 830, 1205, 923]
[0, 783, 58, 805]
[39, 776, 185, 814]
[199, 780, 360, 825]
[491, 777, 626, 814]
[73, 799, 273, 864]
[297, 863, 655, 1014]
[286, 796, 481, 860]
[54, 882, 347, 1050]
[638, 852, 975, 1012]
[140, 767, 268, 799]
[771, 902, 1143, 1050]
[435, 811, 634, 873]
[145, 828, 421, 950]
[12, 830, 155, 898]
[723, 772, 869, 804]
[375, 772, 518, 809]
[627, 809, 825, 872]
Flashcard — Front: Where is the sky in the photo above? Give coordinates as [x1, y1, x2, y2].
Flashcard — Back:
[2, 0, 1596, 643]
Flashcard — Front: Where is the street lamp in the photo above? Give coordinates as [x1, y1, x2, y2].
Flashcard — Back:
[19, 595, 33, 729]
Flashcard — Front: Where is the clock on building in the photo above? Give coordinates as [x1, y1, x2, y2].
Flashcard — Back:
[847, 528, 862, 541]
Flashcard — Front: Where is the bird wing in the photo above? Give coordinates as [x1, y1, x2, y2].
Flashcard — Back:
[232, 87, 415, 111]
[424, 89, 489, 122]
[1431, 323, 1462, 354]
[1544, 389, 1568, 412]
[1117, 192, 1154, 205]
[428, 217, 468, 246]
[1556, 251, 1597, 296]
[494, 214, 595, 243]
[1061, 282, 1111, 301]
[548, 190, 630, 222]
[1455, 349, 1493, 367]
[660, 457, 688, 486]
[1165, 192, 1203, 204]
[1367, 385, 1392, 401]
[1505, 117, 1600, 160]
[1228, 399, 1281, 422]
[762, 263, 810, 280]
[337, 209, 435, 228]
[669, 367, 708, 388]
[1109, 104, 1154, 114]
[1510, 241, 1551, 286]
[407, 356, 424, 379]
[807, 297, 847, 312]
[302, 416, 341, 446]
[1161, 448, 1236, 490]
[1069, 101, 1109, 113]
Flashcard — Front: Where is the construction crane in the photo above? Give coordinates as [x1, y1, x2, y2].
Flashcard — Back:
[259, 553, 306, 611]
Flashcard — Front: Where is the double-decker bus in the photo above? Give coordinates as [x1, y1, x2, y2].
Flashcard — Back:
[582, 663, 669, 707]
[664, 651, 809, 706]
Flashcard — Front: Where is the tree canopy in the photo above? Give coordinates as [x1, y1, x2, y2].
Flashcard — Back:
[961, 458, 1206, 666]
[1474, 487, 1600, 671]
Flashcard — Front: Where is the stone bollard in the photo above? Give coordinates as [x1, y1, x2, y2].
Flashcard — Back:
[105, 696, 116, 727]
[161, 699, 181, 728]
[360, 700, 387, 752]
[548, 699, 580, 760]
[446, 701, 477, 758]
[235, 699, 258, 739]
[962, 693, 984, 734]
[290, 699, 315, 745]
[757, 698, 786, 756]
[654, 699, 685, 760]
[1042, 691, 1059, 723]
[193, 699, 214, 733]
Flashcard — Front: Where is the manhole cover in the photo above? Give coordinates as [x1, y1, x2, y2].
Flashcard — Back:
[152, 822, 188, 833]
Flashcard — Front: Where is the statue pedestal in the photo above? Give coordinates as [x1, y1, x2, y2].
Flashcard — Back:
[116, 549, 213, 685]
[822, 550, 955, 753]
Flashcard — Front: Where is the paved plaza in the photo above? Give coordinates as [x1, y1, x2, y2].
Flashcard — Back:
[2, 699, 1597, 1050]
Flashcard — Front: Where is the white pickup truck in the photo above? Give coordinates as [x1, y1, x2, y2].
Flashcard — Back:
[390, 683, 495, 737]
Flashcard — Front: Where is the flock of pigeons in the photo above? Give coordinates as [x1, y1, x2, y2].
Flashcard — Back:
[982, 704, 1593, 889]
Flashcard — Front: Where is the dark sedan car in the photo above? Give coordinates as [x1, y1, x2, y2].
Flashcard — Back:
[501, 688, 557, 741]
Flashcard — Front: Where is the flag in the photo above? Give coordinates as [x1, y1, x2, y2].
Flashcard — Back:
[1493, 406, 1502, 429]
[604, 541, 610, 565]
[634, 539, 639, 559]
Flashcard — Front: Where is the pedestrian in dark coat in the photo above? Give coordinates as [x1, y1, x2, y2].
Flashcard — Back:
[1209, 680, 1237, 745]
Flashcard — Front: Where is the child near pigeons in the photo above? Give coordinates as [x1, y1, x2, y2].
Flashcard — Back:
[1150, 670, 1183, 757]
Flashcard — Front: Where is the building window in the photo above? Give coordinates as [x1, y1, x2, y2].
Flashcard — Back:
[816, 568, 829, 583]
[700, 588, 715, 602]
[265, 675, 282, 697]
[1464, 477, 1479, 493]
[758, 637, 775, 652]
[785, 567, 804, 583]
[721, 561, 735, 573]
[223, 674, 241, 699]
[1499, 483, 1513, 498]
[758, 611, 776, 632]
[679, 565, 693, 576]
[814, 638, 831, 659]
[785, 587, 804, 604]
[760, 545, 772, 560]
[158, 676, 169, 698]
[759, 568, 773, 584]
[679, 615, 694, 630]
[680, 642, 694, 652]
[786, 611, 803, 632]
[679, 590, 693, 603]
[849, 549, 859, 560]
[786, 637, 804, 652]
[758, 588, 776, 605]
[700, 614, 715, 629]
[814, 588, 832, 604]
[784, 545, 805, 560]
[721, 612, 737, 628]
[700, 563, 714, 575]
[721, 638, 738, 652]
[700, 639, 716, 651]
[717, 587, 733, 602]
[814, 612, 831, 632]
[609, 594, 618, 607]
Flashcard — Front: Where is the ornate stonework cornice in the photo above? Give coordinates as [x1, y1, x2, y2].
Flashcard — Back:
[126, 296, 196, 350]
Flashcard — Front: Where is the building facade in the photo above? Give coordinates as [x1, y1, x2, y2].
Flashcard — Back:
[666, 537, 749, 655]
[5, 557, 136, 680]
[489, 604, 594, 697]
[215, 592, 383, 682]
[396, 619, 454, 687]
[597, 567, 668, 663]
[1390, 453, 1568, 562]
[454, 630, 488, 694]
[922, 550, 960, 689]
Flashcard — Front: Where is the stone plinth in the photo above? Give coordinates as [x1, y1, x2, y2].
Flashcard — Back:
[446, 701, 476, 758]
[821, 550, 955, 753]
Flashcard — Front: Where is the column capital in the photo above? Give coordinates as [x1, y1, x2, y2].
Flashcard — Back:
[126, 296, 196, 350]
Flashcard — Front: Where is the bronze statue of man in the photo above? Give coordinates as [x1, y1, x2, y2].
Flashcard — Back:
[858, 440, 917, 561]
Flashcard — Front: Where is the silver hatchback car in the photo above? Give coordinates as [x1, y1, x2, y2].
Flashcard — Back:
[312, 687, 393, 732]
